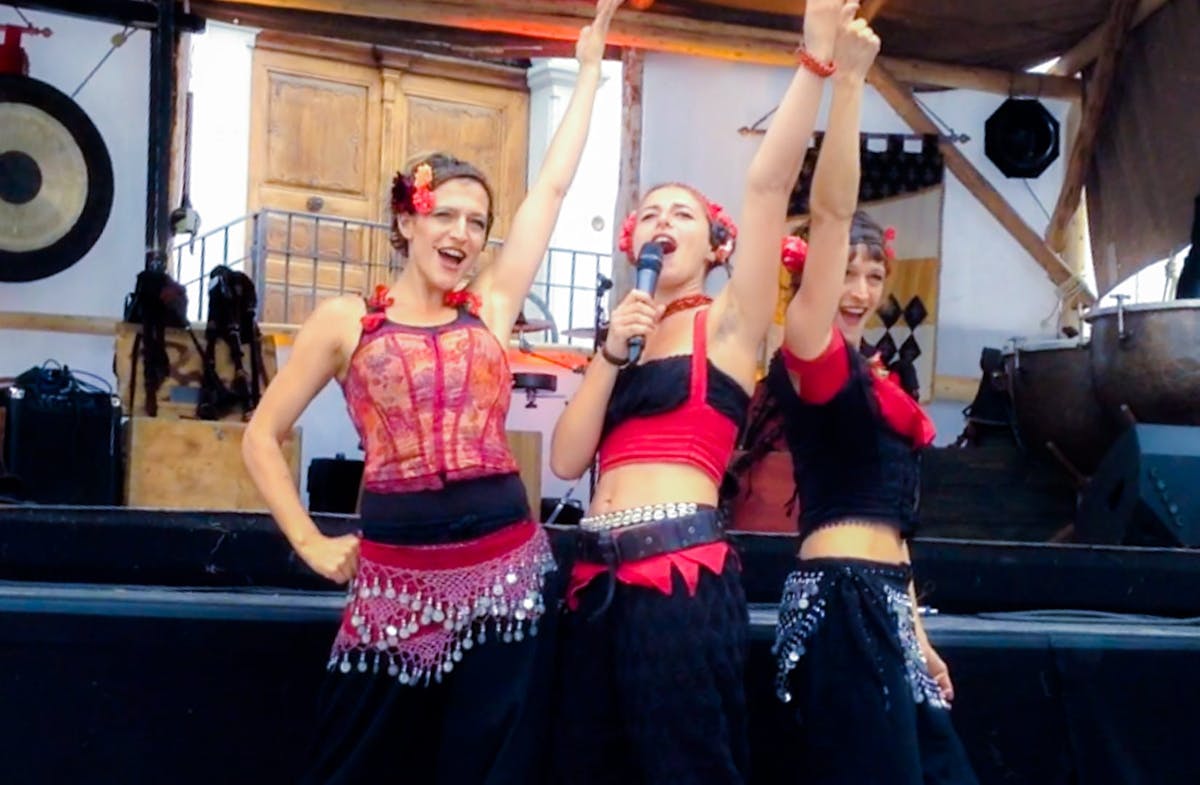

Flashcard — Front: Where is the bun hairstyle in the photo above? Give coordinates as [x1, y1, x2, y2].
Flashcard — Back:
[617, 183, 739, 271]
[389, 152, 495, 255]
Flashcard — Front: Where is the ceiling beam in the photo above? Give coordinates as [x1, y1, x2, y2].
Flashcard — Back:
[196, 0, 1082, 101]
[866, 60, 1091, 304]
[1050, 0, 1170, 76]
[879, 57, 1080, 102]
[1044, 0, 1140, 253]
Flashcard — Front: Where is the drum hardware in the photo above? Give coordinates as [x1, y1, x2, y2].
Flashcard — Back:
[1111, 294, 1131, 341]
[545, 481, 584, 525]
[512, 312, 556, 335]
[514, 333, 588, 374]
[512, 370, 558, 409]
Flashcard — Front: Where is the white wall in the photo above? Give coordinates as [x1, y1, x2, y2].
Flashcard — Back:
[0, 9, 149, 386]
[642, 52, 1074, 443]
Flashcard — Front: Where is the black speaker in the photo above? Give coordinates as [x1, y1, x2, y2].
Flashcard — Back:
[1076, 425, 1200, 546]
[984, 99, 1060, 179]
[3, 386, 123, 505]
[307, 455, 363, 514]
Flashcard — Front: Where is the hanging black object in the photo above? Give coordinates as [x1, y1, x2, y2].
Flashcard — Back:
[984, 98, 1060, 179]
[0, 73, 114, 282]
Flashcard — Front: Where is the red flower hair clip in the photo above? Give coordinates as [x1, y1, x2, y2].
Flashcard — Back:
[443, 288, 481, 317]
[390, 162, 436, 217]
[781, 235, 808, 274]
[883, 226, 897, 261]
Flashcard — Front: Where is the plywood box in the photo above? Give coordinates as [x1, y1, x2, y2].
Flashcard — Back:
[506, 430, 541, 519]
[125, 416, 300, 511]
[114, 323, 279, 420]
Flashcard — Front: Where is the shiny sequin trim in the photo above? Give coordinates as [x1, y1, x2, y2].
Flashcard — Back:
[883, 583, 950, 709]
[328, 527, 556, 687]
[579, 501, 701, 532]
[771, 568, 827, 703]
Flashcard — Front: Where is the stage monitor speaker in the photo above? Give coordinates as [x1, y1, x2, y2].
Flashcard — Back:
[1076, 424, 1200, 547]
[984, 98, 1060, 179]
[3, 386, 122, 505]
[307, 455, 363, 514]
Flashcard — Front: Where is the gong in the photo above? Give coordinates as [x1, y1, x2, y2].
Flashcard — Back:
[0, 74, 113, 282]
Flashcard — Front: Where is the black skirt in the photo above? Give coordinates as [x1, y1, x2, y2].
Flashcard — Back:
[772, 557, 978, 785]
[554, 557, 751, 785]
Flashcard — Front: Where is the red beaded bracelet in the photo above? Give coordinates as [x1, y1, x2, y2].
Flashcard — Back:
[796, 47, 836, 78]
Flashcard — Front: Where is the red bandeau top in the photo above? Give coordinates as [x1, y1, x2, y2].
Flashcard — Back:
[597, 309, 742, 484]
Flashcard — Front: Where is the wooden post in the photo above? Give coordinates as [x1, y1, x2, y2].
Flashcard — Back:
[611, 48, 644, 307]
[866, 61, 1092, 303]
[1057, 99, 1093, 332]
[1050, 0, 1170, 76]
[1044, 0, 1139, 254]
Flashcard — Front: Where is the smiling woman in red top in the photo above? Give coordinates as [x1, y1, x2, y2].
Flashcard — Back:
[241, 3, 620, 783]
[547, 3, 850, 783]
[757, 11, 979, 785]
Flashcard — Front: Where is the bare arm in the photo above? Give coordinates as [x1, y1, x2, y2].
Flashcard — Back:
[243, 296, 361, 583]
[714, 0, 844, 351]
[785, 17, 879, 360]
[475, 0, 621, 339]
[550, 289, 660, 479]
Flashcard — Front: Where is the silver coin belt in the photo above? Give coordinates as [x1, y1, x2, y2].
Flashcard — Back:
[328, 526, 556, 687]
[579, 501, 701, 533]
[882, 583, 950, 709]
[771, 568, 828, 703]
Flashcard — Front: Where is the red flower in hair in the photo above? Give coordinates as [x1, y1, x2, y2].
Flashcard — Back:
[390, 163, 436, 216]
[706, 201, 738, 264]
[443, 289, 481, 317]
[618, 210, 637, 260]
[781, 235, 808, 273]
[883, 226, 897, 260]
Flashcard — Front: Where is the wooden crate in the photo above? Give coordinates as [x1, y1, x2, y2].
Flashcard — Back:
[125, 416, 301, 511]
[114, 323, 279, 420]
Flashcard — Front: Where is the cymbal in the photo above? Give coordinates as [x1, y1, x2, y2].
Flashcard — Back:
[563, 325, 609, 340]
[511, 317, 554, 334]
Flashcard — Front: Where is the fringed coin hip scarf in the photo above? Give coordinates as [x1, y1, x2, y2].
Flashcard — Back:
[329, 521, 556, 687]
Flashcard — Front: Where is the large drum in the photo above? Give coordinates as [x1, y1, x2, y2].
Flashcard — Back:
[1086, 299, 1200, 426]
[1003, 337, 1116, 475]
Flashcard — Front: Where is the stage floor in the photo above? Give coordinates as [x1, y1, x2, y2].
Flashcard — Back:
[1, 579, 1198, 785]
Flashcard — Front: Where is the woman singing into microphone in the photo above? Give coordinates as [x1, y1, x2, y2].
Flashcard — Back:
[547, 2, 852, 783]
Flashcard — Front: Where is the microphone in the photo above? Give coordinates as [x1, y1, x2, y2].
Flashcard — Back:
[627, 241, 664, 364]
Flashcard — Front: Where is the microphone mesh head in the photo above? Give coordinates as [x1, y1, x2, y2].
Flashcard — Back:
[637, 241, 663, 272]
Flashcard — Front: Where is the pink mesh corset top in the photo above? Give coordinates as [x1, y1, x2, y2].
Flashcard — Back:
[341, 310, 518, 493]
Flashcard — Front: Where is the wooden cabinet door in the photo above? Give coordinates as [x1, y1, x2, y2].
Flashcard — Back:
[249, 49, 383, 323]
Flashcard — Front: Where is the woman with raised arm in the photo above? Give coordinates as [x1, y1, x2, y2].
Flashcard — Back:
[547, 3, 848, 783]
[761, 15, 979, 785]
[241, 3, 621, 783]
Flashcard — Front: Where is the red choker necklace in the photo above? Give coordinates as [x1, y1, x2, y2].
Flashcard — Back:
[662, 293, 713, 319]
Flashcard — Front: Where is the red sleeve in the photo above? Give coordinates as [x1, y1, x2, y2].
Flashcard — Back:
[780, 330, 850, 404]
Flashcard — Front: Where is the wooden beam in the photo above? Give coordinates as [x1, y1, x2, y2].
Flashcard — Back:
[13, 0, 206, 32]
[611, 48, 644, 306]
[201, 0, 806, 66]
[1044, 0, 1139, 254]
[879, 57, 1080, 102]
[1050, 0, 1170, 76]
[866, 61, 1093, 304]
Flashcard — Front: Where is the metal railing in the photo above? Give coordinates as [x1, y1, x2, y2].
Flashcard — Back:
[170, 209, 610, 347]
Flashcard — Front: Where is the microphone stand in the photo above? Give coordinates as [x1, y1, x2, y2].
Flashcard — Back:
[588, 272, 613, 497]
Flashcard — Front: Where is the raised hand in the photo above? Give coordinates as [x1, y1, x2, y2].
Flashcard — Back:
[833, 13, 881, 81]
[803, 0, 853, 59]
[576, 0, 623, 68]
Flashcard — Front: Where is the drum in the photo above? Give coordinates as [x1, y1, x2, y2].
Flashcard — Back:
[1003, 337, 1116, 475]
[1086, 299, 1200, 426]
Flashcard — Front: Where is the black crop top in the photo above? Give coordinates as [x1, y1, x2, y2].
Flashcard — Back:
[602, 355, 750, 440]
[765, 349, 923, 540]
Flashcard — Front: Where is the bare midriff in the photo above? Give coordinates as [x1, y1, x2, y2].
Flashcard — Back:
[799, 519, 906, 563]
[588, 462, 718, 515]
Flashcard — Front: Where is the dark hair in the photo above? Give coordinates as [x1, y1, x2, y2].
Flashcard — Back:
[389, 152, 495, 255]
[848, 209, 889, 267]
